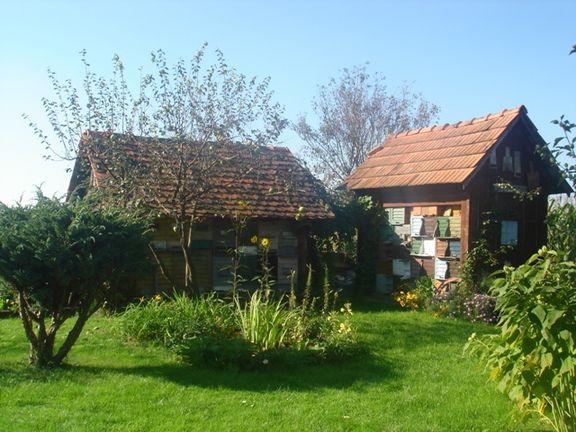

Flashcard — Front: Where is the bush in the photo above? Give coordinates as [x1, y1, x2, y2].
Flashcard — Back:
[0, 278, 17, 315]
[461, 294, 498, 324]
[547, 204, 576, 261]
[429, 290, 498, 324]
[234, 289, 299, 351]
[121, 292, 235, 347]
[121, 290, 364, 370]
[393, 276, 435, 310]
[0, 194, 151, 366]
[465, 247, 576, 432]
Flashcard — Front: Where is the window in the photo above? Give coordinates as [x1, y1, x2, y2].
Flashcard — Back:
[489, 149, 497, 168]
[500, 220, 518, 246]
[503, 147, 513, 172]
[514, 151, 522, 176]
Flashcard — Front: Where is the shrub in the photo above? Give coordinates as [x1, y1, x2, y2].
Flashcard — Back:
[547, 203, 576, 261]
[0, 278, 17, 315]
[465, 247, 576, 432]
[121, 292, 235, 348]
[0, 194, 151, 366]
[393, 276, 435, 310]
[461, 294, 498, 324]
[234, 289, 298, 351]
[121, 290, 363, 370]
[429, 290, 498, 324]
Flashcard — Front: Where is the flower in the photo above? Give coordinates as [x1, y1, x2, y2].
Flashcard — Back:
[260, 237, 269, 248]
[262, 358, 269, 365]
[153, 294, 162, 302]
[250, 235, 258, 244]
[338, 322, 351, 334]
[237, 200, 247, 209]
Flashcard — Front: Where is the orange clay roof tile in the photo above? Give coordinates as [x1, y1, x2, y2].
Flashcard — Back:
[347, 106, 527, 190]
[73, 132, 333, 220]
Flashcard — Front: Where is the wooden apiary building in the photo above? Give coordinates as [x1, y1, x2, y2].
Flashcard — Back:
[68, 131, 333, 294]
[347, 106, 572, 292]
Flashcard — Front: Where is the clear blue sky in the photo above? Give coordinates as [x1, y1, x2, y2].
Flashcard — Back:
[0, 0, 574, 204]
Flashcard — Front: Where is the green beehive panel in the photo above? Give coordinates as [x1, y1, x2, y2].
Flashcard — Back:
[411, 238, 423, 255]
[385, 207, 406, 225]
[436, 217, 451, 238]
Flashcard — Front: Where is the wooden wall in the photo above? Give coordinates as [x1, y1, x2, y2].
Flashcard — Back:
[139, 216, 305, 294]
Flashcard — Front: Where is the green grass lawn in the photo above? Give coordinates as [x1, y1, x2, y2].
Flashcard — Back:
[0, 305, 547, 432]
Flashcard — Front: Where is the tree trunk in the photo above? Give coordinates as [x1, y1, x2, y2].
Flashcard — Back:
[181, 244, 199, 296]
[52, 306, 92, 365]
[180, 214, 199, 296]
[18, 290, 95, 367]
[148, 244, 175, 288]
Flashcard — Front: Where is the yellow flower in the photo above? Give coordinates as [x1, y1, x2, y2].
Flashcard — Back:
[153, 294, 162, 302]
[260, 237, 269, 248]
[250, 235, 258, 244]
[338, 322, 351, 334]
[238, 200, 247, 209]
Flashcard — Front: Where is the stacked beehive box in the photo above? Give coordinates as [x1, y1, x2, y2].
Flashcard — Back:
[376, 205, 463, 292]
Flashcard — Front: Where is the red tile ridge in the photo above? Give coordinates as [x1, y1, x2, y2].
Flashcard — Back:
[363, 105, 527, 159]
[367, 144, 385, 156]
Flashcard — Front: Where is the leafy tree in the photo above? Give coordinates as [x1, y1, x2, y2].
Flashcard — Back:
[546, 46, 576, 188]
[0, 194, 151, 366]
[465, 248, 576, 432]
[549, 115, 576, 188]
[26, 45, 287, 294]
[311, 192, 386, 296]
[294, 65, 439, 188]
[465, 43, 576, 432]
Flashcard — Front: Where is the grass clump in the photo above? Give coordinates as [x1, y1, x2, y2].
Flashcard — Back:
[121, 290, 364, 370]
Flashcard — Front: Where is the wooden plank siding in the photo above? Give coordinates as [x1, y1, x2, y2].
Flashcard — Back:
[138, 216, 315, 294]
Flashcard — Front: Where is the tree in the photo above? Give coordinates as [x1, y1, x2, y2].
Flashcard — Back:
[27, 45, 287, 295]
[545, 46, 576, 189]
[294, 65, 439, 188]
[464, 43, 576, 432]
[0, 194, 151, 366]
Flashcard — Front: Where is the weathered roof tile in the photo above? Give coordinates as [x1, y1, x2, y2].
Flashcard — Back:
[71, 132, 333, 220]
[347, 106, 526, 189]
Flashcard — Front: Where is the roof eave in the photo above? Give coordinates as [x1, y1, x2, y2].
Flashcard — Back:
[461, 113, 523, 190]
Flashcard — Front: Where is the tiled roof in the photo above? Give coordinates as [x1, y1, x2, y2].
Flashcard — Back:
[347, 106, 527, 189]
[71, 132, 333, 220]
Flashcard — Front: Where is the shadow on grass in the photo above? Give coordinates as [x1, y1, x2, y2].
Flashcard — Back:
[0, 354, 398, 393]
[356, 311, 498, 352]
